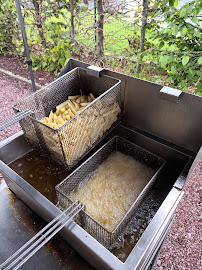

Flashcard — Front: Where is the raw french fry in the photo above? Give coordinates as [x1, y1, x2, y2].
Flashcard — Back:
[80, 102, 90, 107]
[73, 101, 80, 110]
[67, 100, 78, 115]
[39, 93, 121, 166]
[66, 114, 71, 121]
[76, 96, 86, 103]
[67, 109, 74, 118]
[68, 95, 80, 100]
[49, 111, 54, 123]
[56, 100, 69, 110]
[90, 93, 94, 100]
[60, 107, 66, 113]
[56, 107, 60, 116]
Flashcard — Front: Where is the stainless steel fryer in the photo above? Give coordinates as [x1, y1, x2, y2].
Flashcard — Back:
[56, 136, 165, 248]
[0, 58, 201, 270]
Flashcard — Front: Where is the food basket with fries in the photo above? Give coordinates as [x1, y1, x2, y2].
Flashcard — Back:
[13, 67, 121, 169]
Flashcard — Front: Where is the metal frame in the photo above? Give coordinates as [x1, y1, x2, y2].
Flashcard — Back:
[0, 128, 192, 270]
[0, 58, 201, 269]
[59, 59, 202, 154]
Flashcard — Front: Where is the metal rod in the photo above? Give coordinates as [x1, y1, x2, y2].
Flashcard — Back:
[94, 0, 97, 43]
[1, 201, 84, 270]
[14, 0, 36, 92]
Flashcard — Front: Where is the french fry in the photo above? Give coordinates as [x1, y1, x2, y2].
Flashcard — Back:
[56, 100, 69, 110]
[48, 111, 54, 123]
[67, 100, 78, 115]
[80, 102, 90, 107]
[66, 114, 71, 121]
[68, 95, 80, 100]
[67, 109, 74, 118]
[73, 101, 80, 110]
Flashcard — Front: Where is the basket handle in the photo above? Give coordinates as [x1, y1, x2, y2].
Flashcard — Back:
[0, 110, 33, 131]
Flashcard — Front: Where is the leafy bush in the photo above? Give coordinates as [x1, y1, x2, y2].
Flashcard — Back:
[149, 0, 202, 93]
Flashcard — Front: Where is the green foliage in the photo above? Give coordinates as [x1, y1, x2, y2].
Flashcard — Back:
[149, 0, 202, 93]
[0, 0, 20, 55]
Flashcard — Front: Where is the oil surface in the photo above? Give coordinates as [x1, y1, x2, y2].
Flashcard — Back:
[70, 151, 155, 231]
[9, 150, 69, 204]
[8, 149, 188, 264]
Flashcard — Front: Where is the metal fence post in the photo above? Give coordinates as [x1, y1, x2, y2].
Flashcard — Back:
[14, 0, 36, 92]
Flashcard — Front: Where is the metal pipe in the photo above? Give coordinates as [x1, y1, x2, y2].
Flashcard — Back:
[14, 0, 36, 92]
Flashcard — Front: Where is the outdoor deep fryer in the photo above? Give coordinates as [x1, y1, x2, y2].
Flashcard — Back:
[56, 136, 165, 248]
[12, 66, 121, 169]
[0, 59, 201, 270]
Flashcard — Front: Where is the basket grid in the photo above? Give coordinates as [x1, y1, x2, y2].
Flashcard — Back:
[56, 136, 165, 248]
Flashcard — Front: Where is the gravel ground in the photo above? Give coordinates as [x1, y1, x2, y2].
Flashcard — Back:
[0, 60, 201, 270]
[0, 55, 56, 85]
[153, 157, 202, 270]
[0, 73, 32, 141]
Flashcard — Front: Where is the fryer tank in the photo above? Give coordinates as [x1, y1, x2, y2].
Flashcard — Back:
[0, 59, 201, 270]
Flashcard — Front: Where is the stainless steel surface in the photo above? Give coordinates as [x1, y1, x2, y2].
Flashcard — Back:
[159, 86, 182, 103]
[0, 58, 201, 270]
[59, 59, 202, 153]
[0, 187, 93, 270]
[0, 110, 33, 131]
[0, 125, 192, 270]
[1, 201, 84, 270]
[125, 188, 184, 270]
[13, 67, 121, 169]
[56, 136, 165, 248]
[86, 65, 105, 77]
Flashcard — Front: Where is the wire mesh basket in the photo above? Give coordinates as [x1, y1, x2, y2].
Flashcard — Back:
[13, 67, 121, 169]
[56, 136, 165, 248]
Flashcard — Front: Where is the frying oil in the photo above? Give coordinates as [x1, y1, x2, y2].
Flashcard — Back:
[8, 149, 168, 263]
[9, 150, 69, 204]
[69, 151, 155, 232]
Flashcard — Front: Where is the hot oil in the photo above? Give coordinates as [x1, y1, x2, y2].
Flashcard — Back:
[70, 151, 155, 232]
[111, 191, 161, 262]
[9, 150, 69, 204]
[111, 159, 188, 262]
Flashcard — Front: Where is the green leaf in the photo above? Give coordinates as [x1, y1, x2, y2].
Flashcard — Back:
[180, 8, 187, 18]
[182, 55, 190, 66]
[171, 65, 177, 74]
[172, 25, 178, 36]
[174, 0, 178, 7]
[188, 68, 194, 77]
[198, 56, 202, 65]
[160, 55, 169, 68]
[52, 55, 57, 62]
[192, 17, 198, 24]
[159, 41, 164, 49]
[169, 0, 175, 6]
[194, 31, 201, 38]
[181, 27, 188, 36]
[196, 70, 202, 76]
[169, 54, 175, 63]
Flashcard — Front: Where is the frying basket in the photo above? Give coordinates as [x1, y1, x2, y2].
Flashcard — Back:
[56, 136, 165, 248]
[13, 67, 121, 169]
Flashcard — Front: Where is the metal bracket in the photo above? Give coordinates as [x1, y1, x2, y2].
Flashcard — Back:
[86, 65, 104, 78]
[159, 86, 182, 103]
